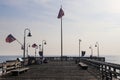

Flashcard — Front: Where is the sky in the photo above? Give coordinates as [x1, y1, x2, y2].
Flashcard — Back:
[0, 0, 120, 57]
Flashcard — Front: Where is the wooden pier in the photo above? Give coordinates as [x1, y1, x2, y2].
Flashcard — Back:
[0, 57, 120, 80]
[0, 61, 97, 80]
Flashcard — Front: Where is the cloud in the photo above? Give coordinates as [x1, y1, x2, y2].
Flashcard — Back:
[64, 0, 120, 21]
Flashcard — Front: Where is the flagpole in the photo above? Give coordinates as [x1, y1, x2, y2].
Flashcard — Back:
[61, 15, 63, 61]
[57, 5, 64, 61]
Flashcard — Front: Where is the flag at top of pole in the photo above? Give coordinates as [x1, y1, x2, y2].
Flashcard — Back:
[57, 7, 64, 19]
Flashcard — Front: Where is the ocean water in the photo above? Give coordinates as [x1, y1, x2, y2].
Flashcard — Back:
[104, 55, 120, 64]
[0, 55, 22, 63]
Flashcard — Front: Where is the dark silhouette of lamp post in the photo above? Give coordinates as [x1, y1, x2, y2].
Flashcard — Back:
[23, 28, 32, 60]
[79, 39, 81, 61]
[39, 44, 42, 56]
[89, 45, 93, 57]
[39, 45, 41, 51]
[42, 40, 47, 57]
[95, 42, 99, 57]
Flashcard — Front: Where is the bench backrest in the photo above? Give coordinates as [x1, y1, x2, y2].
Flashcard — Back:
[2, 60, 21, 74]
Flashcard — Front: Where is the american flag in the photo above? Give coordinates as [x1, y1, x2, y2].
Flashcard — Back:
[57, 8, 64, 19]
[32, 43, 38, 48]
[6, 34, 16, 43]
[81, 51, 86, 57]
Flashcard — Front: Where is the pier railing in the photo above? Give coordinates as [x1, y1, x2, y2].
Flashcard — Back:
[81, 58, 120, 80]
[45, 56, 105, 61]
[0, 57, 105, 74]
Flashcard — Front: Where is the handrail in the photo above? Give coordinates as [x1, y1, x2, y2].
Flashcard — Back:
[81, 58, 120, 80]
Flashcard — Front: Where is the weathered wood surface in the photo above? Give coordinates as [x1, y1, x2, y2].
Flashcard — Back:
[0, 61, 97, 80]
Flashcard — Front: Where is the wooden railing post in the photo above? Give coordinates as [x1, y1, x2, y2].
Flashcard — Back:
[108, 66, 112, 80]
[2, 62, 6, 74]
[101, 65, 104, 80]
[113, 68, 117, 78]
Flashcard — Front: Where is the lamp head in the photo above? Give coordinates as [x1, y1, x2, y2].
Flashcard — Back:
[27, 32, 32, 37]
[95, 45, 97, 47]
[44, 42, 47, 45]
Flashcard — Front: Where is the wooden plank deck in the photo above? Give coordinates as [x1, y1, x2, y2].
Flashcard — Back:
[0, 61, 97, 80]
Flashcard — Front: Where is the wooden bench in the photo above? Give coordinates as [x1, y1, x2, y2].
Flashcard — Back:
[3, 60, 19, 74]
[78, 62, 88, 70]
[11, 67, 29, 75]
[2, 60, 29, 76]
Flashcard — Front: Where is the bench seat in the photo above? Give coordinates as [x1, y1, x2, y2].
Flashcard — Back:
[11, 67, 29, 75]
[78, 62, 88, 70]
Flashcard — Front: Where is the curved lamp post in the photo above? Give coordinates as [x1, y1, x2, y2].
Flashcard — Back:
[42, 40, 47, 56]
[23, 28, 32, 60]
[89, 45, 93, 57]
[95, 42, 99, 57]
[79, 39, 82, 61]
